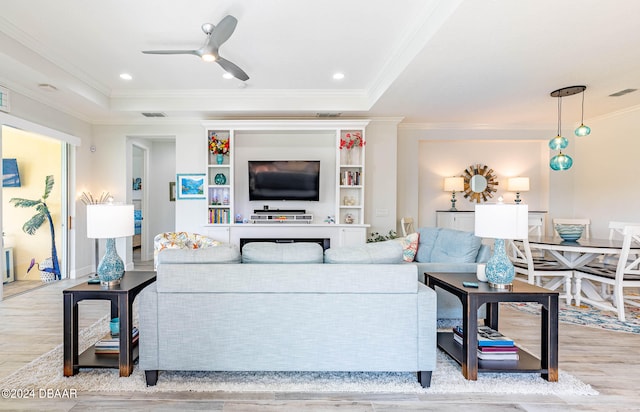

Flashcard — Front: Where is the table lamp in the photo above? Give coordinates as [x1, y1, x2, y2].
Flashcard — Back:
[444, 177, 464, 211]
[507, 177, 530, 204]
[475, 203, 528, 288]
[87, 203, 134, 287]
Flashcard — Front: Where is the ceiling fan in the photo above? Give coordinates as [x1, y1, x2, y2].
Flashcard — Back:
[142, 15, 249, 81]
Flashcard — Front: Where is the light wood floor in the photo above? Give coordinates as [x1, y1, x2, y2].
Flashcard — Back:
[0, 259, 639, 410]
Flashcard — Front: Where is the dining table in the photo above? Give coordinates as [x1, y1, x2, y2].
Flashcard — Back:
[519, 236, 640, 303]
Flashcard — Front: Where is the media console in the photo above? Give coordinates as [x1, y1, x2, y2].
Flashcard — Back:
[240, 237, 331, 251]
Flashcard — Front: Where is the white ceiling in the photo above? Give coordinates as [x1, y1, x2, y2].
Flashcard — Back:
[1, 0, 640, 129]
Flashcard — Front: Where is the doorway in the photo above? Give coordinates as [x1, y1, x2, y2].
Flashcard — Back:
[1, 126, 69, 298]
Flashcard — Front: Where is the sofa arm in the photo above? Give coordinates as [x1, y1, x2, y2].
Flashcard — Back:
[138, 283, 159, 371]
[416, 283, 437, 371]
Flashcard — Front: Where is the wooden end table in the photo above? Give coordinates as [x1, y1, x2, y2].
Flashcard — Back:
[426, 272, 558, 381]
[63, 270, 156, 377]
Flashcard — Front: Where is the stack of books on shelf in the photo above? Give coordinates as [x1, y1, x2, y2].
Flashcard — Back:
[453, 325, 519, 361]
[95, 327, 139, 354]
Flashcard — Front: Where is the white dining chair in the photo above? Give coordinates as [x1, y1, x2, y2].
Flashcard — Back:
[552, 218, 591, 239]
[400, 217, 415, 237]
[574, 225, 640, 322]
[509, 239, 573, 305]
[528, 216, 544, 237]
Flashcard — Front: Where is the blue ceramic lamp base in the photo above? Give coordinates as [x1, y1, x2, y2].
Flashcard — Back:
[97, 238, 125, 288]
[485, 238, 515, 289]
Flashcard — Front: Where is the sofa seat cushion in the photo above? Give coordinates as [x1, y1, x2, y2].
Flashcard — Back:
[241, 242, 324, 264]
[157, 243, 241, 265]
[156, 263, 418, 294]
[324, 240, 403, 264]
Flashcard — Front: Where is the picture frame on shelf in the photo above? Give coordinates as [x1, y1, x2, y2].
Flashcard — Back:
[176, 174, 205, 199]
[169, 181, 176, 202]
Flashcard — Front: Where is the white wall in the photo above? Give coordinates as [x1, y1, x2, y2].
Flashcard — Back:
[570, 108, 640, 238]
[234, 130, 336, 222]
[398, 128, 552, 231]
[149, 140, 176, 245]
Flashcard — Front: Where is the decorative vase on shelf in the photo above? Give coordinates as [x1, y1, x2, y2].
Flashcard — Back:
[214, 173, 227, 185]
[346, 150, 352, 165]
[216, 154, 224, 164]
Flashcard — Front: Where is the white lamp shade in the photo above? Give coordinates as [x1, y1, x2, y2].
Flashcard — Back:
[444, 177, 464, 192]
[475, 204, 529, 240]
[507, 177, 530, 192]
[87, 204, 135, 239]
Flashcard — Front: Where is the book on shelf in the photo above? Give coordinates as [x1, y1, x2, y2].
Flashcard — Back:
[95, 327, 139, 354]
[452, 325, 515, 347]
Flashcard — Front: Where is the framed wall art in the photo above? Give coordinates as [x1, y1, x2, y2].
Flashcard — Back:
[176, 174, 205, 200]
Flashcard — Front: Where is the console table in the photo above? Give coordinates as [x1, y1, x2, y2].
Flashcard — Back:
[63, 271, 156, 377]
[426, 272, 558, 381]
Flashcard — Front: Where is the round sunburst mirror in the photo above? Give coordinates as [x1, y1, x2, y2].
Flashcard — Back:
[462, 164, 498, 203]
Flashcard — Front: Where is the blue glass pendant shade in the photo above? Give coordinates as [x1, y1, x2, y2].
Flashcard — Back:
[97, 238, 125, 285]
[550, 152, 573, 171]
[575, 124, 591, 136]
[485, 239, 515, 287]
[548, 135, 568, 150]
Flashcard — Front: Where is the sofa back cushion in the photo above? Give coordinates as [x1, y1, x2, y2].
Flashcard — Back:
[430, 228, 482, 263]
[241, 242, 324, 264]
[157, 243, 241, 264]
[324, 240, 403, 264]
[415, 227, 441, 262]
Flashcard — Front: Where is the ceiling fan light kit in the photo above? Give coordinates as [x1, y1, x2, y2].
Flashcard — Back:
[548, 85, 590, 171]
[142, 15, 249, 81]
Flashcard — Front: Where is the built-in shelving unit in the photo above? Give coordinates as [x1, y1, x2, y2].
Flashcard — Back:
[337, 129, 365, 225]
[206, 129, 233, 224]
[202, 120, 370, 246]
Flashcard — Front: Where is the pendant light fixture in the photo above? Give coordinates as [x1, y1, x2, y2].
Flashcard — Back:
[548, 85, 587, 171]
[574, 88, 591, 136]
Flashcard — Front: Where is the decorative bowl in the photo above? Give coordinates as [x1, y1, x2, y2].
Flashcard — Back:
[555, 224, 584, 241]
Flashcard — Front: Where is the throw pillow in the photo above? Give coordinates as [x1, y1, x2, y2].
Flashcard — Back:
[399, 232, 419, 262]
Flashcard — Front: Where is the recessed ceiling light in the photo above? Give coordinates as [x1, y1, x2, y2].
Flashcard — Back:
[119, 73, 133, 81]
[222, 72, 234, 80]
[333, 72, 345, 80]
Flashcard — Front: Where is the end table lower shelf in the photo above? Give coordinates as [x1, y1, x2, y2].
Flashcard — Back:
[438, 332, 546, 373]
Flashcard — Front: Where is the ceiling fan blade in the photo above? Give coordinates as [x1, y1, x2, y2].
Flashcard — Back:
[216, 57, 249, 81]
[142, 49, 199, 56]
[211, 15, 237, 47]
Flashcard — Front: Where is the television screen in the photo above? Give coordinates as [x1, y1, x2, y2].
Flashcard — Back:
[248, 160, 320, 201]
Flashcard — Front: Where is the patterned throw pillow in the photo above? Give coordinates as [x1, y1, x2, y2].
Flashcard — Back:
[400, 232, 420, 262]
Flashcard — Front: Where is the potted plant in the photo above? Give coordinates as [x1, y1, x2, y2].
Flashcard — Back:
[10, 175, 61, 281]
[209, 132, 230, 164]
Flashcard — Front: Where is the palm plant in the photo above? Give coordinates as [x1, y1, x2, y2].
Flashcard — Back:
[10, 174, 61, 280]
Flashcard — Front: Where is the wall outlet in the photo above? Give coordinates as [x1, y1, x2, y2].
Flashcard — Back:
[375, 208, 389, 217]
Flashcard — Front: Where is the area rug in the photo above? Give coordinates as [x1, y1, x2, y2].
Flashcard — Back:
[0, 317, 597, 396]
[504, 301, 640, 334]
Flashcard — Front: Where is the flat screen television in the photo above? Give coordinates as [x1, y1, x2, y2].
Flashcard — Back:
[248, 160, 320, 201]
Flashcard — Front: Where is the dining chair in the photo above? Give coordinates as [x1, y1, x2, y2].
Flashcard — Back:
[552, 218, 591, 239]
[400, 217, 415, 236]
[509, 239, 573, 305]
[573, 225, 640, 322]
[528, 216, 544, 237]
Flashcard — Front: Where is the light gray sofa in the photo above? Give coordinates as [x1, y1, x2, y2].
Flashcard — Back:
[139, 242, 437, 388]
[410, 227, 490, 320]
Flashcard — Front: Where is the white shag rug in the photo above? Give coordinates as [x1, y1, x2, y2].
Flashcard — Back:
[0, 317, 597, 395]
